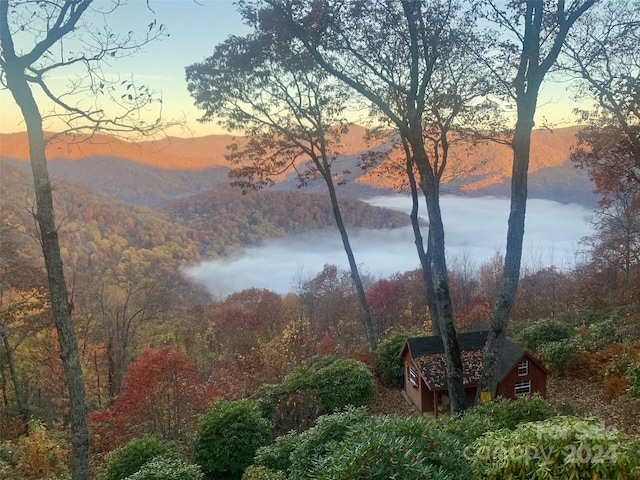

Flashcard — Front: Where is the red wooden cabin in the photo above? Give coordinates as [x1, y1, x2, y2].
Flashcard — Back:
[399, 330, 548, 417]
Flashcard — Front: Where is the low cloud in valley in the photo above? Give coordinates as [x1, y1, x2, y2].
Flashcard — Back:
[184, 195, 594, 298]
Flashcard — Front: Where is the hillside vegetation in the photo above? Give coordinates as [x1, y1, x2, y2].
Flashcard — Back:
[2, 131, 636, 480]
[0, 126, 596, 207]
[1, 160, 410, 261]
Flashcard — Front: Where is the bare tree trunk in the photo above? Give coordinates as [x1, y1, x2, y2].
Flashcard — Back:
[478, 100, 536, 398]
[410, 130, 465, 413]
[406, 154, 440, 335]
[3, 64, 89, 480]
[325, 176, 377, 351]
[421, 177, 466, 414]
[477, 0, 596, 400]
[0, 328, 28, 416]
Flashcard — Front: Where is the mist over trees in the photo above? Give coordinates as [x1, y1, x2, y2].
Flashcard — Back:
[0, 0, 639, 477]
[185, 29, 378, 350]
[191, 0, 601, 412]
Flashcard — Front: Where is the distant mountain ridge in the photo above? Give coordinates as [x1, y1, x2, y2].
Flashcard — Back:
[2, 156, 231, 207]
[0, 125, 597, 206]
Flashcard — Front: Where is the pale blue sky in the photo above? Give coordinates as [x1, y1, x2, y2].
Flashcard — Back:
[1, 0, 249, 137]
[1, 0, 582, 138]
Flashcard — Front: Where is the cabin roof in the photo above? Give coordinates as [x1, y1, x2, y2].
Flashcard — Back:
[401, 331, 528, 390]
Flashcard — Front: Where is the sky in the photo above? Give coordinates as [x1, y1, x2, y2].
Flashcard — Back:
[0, 0, 585, 138]
[184, 195, 595, 298]
[1, 0, 250, 136]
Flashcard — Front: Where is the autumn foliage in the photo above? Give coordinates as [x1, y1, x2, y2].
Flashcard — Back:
[90, 345, 227, 452]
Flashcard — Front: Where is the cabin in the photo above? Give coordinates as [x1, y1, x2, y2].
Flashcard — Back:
[399, 330, 548, 417]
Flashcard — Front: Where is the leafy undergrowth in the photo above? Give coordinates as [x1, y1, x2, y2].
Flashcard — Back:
[366, 375, 639, 438]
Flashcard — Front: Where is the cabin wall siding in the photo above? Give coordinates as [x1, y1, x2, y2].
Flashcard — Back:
[496, 354, 548, 399]
[402, 353, 424, 411]
[402, 352, 548, 414]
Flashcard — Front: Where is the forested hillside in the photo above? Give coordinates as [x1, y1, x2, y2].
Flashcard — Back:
[2, 161, 411, 261]
[0, 126, 597, 207]
[3, 157, 232, 207]
[162, 185, 412, 256]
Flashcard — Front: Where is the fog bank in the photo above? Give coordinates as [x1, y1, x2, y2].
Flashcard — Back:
[184, 195, 594, 298]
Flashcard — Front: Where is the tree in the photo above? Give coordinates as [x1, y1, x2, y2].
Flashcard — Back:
[574, 188, 640, 315]
[0, 2, 168, 477]
[251, 0, 497, 413]
[297, 264, 363, 347]
[191, 399, 271, 480]
[186, 32, 378, 350]
[476, 0, 597, 400]
[94, 275, 169, 401]
[564, 0, 640, 314]
[564, 0, 640, 186]
[90, 345, 216, 451]
[204, 288, 284, 359]
[0, 226, 50, 420]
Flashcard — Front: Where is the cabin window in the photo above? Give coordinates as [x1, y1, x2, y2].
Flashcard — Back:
[518, 360, 529, 376]
[514, 380, 531, 396]
[408, 366, 418, 387]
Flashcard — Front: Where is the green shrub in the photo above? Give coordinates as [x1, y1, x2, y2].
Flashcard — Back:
[191, 399, 271, 480]
[124, 456, 203, 480]
[307, 415, 468, 480]
[316, 358, 375, 412]
[517, 318, 572, 352]
[628, 358, 640, 398]
[287, 407, 369, 479]
[100, 435, 174, 480]
[253, 383, 289, 419]
[374, 330, 422, 387]
[304, 354, 341, 371]
[469, 416, 638, 479]
[537, 339, 580, 375]
[441, 394, 555, 444]
[581, 319, 621, 352]
[241, 465, 286, 480]
[253, 431, 300, 474]
[606, 353, 632, 377]
[282, 366, 318, 393]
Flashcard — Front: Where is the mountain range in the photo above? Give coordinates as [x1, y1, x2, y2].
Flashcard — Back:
[0, 125, 596, 208]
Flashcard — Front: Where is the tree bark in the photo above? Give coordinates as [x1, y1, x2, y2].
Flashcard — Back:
[477, 0, 596, 400]
[420, 171, 466, 414]
[406, 154, 440, 335]
[478, 99, 536, 398]
[324, 172, 377, 351]
[3, 59, 90, 480]
[410, 129, 466, 413]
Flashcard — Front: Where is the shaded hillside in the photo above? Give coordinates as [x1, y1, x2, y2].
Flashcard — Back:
[0, 125, 596, 206]
[458, 159, 597, 206]
[3, 157, 230, 207]
[162, 185, 412, 256]
[2, 161, 411, 260]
